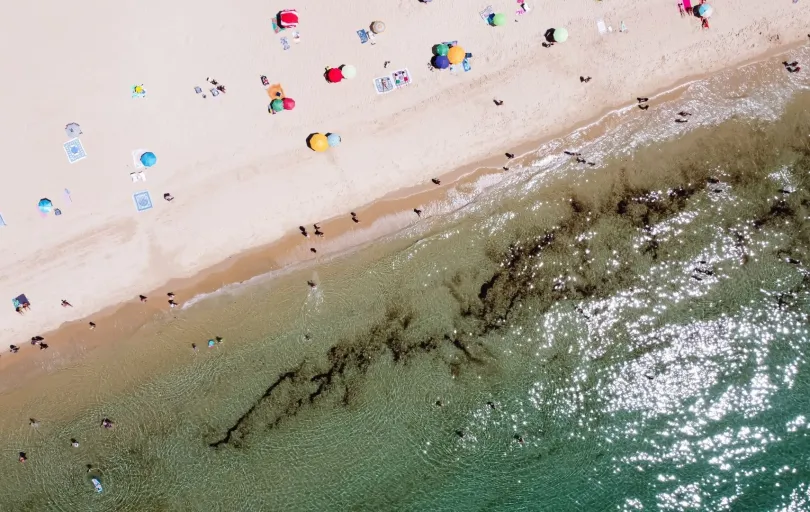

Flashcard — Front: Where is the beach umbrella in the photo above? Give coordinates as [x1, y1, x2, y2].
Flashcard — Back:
[309, 134, 329, 152]
[283, 97, 296, 110]
[696, 3, 713, 17]
[432, 55, 450, 69]
[433, 43, 449, 56]
[341, 65, 357, 80]
[327, 133, 341, 147]
[326, 68, 343, 83]
[447, 46, 465, 65]
[491, 13, 507, 26]
[65, 123, 82, 138]
[270, 99, 284, 112]
[140, 151, 157, 167]
[38, 198, 53, 214]
[553, 28, 569, 43]
[278, 9, 299, 28]
[371, 21, 386, 34]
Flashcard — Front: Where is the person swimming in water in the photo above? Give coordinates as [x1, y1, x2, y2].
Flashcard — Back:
[101, 418, 114, 429]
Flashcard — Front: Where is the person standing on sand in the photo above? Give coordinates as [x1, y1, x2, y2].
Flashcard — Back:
[61, 300, 73, 307]
[139, 295, 148, 303]
[89, 322, 96, 330]
[506, 153, 515, 159]
[414, 208, 422, 217]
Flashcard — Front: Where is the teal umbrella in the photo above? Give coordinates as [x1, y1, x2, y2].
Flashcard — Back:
[270, 99, 284, 112]
[553, 27, 569, 42]
[433, 43, 449, 56]
[38, 198, 53, 213]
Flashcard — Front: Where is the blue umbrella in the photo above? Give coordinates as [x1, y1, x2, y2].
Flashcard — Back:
[696, 3, 713, 17]
[433, 55, 450, 69]
[327, 133, 342, 147]
[140, 151, 157, 167]
[38, 198, 53, 214]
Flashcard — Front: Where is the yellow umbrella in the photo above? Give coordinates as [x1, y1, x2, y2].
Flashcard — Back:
[447, 46, 465, 65]
[309, 133, 329, 152]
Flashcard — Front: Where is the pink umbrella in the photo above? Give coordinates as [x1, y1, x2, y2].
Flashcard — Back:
[326, 68, 343, 83]
[283, 97, 296, 110]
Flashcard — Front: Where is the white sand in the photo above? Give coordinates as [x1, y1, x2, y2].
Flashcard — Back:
[0, 0, 807, 344]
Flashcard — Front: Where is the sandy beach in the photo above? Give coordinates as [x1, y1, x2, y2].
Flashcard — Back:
[0, 0, 808, 349]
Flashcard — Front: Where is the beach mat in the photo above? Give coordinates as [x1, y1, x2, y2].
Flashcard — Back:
[63, 138, 87, 164]
[392, 69, 412, 88]
[133, 191, 153, 212]
[266, 83, 285, 100]
[479, 5, 494, 22]
[374, 76, 394, 94]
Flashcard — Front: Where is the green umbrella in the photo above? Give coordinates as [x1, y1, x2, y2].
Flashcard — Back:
[492, 13, 507, 26]
[270, 99, 284, 112]
[433, 43, 449, 56]
[553, 27, 569, 43]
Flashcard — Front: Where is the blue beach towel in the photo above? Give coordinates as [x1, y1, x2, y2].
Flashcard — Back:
[280, 37, 290, 50]
[0, 213, 5, 226]
[356, 29, 369, 44]
[133, 191, 153, 212]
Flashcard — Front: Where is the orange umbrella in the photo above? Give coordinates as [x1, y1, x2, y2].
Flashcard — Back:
[309, 133, 329, 152]
[447, 46, 465, 64]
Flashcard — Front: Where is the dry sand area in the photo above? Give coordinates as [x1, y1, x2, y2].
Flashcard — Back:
[0, 0, 808, 346]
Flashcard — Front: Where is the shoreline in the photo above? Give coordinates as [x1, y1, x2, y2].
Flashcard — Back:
[3, 38, 806, 385]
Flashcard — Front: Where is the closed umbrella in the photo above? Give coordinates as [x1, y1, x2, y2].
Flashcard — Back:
[433, 43, 449, 56]
[38, 198, 53, 214]
[447, 46, 465, 64]
[283, 97, 296, 110]
[553, 28, 569, 42]
[270, 99, 284, 112]
[491, 13, 507, 26]
[327, 133, 341, 147]
[371, 21, 386, 34]
[309, 134, 329, 152]
[432, 55, 450, 69]
[327, 68, 343, 83]
[341, 65, 357, 80]
[140, 152, 157, 167]
[65, 123, 82, 138]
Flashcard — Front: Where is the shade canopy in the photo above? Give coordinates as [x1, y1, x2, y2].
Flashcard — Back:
[38, 198, 53, 213]
[65, 123, 82, 138]
[553, 27, 569, 42]
[326, 68, 343, 83]
[491, 13, 507, 26]
[309, 134, 329, 152]
[433, 43, 449, 56]
[432, 55, 450, 69]
[447, 46, 465, 64]
[327, 133, 341, 147]
[270, 99, 284, 112]
[283, 97, 296, 110]
[371, 21, 386, 34]
[696, 4, 713, 17]
[341, 65, 357, 79]
[140, 152, 157, 167]
[278, 10, 299, 28]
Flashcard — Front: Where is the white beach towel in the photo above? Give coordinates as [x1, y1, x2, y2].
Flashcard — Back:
[479, 6, 494, 22]
[596, 19, 607, 35]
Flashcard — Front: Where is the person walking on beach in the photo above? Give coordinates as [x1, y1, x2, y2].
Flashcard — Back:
[505, 153, 515, 159]
[9, 345, 18, 353]
[638, 104, 649, 111]
[310, 248, 317, 253]
[414, 208, 422, 217]
[493, 99, 504, 106]
[168, 300, 178, 308]
[299, 226, 310, 238]
[307, 280, 317, 289]
[89, 322, 96, 330]
[351, 212, 360, 223]
[431, 178, 441, 185]
[61, 300, 73, 308]
[677, 111, 692, 117]
[139, 295, 148, 303]
[580, 76, 592, 83]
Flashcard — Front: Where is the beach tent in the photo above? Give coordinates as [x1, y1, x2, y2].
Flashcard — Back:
[309, 133, 329, 152]
[447, 46, 465, 64]
[270, 99, 284, 112]
[327, 133, 341, 147]
[553, 28, 569, 42]
[140, 151, 157, 167]
[696, 3, 713, 17]
[433, 43, 449, 56]
[278, 10, 299, 28]
[341, 65, 357, 80]
[38, 198, 53, 213]
[371, 21, 386, 34]
[65, 123, 82, 138]
[491, 13, 507, 26]
[326, 68, 343, 83]
[432, 55, 450, 69]
[283, 97, 296, 110]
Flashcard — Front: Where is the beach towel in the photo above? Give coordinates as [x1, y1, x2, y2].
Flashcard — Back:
[280, 37, 290, 50]
[682, 0, 692, 10]
[479, 5, 494, 22]
[133, 191, 153, 212]
[210, 88, 220, 96]
[392, 69, 412, 88]
[131, 84, 146, 98]
[63, 138, 87, 164]
[356, 29, 369, 44]
[0, 213, 5, 227]
[194, 86, 202, 94]
[596, 19, 607, 35]
[374, 76, 395, 94]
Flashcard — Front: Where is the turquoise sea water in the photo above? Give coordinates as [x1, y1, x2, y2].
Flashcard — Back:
[1, 56, 810, 511]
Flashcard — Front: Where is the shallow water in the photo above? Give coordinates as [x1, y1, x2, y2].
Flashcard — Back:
[2, 52, 810, 511]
